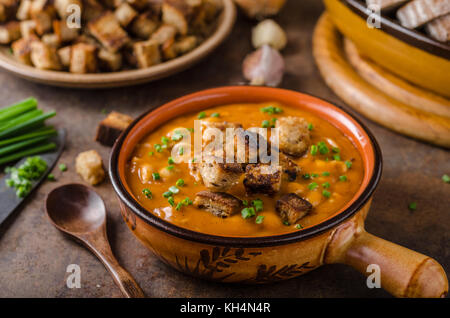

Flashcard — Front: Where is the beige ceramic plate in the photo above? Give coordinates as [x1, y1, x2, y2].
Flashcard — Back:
[0, 0, 236, 89]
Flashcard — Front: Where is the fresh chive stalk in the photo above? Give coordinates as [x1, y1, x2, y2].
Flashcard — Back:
[0, 98, 38, 120]
[0, 111, 56, 140]
[0, 136, 50, 157]
[0, 142, 56, 165]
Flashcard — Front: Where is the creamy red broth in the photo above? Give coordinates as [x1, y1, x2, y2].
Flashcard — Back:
[125, 102, 364, 237]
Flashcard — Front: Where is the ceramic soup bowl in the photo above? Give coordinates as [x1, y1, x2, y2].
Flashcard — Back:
[109, 86, 448, 298]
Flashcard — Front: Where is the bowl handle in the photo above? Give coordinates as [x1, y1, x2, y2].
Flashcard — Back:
[325, 221, 448, 298]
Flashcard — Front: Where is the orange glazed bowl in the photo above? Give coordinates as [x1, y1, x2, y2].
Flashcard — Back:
[109, 86, 448, 298]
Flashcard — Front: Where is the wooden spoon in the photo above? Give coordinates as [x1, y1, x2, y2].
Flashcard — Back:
[45, 183, 145, 298]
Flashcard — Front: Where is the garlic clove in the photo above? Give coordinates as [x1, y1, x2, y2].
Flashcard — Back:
[234, 0, 286, 20]
[252, 19, 287, 50]
[242, 44, 285, 87]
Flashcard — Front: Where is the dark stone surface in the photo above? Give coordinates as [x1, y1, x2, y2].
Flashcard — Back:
[0, 0, 448, 298]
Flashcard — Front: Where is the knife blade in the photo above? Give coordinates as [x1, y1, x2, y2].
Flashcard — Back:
[0, 128, 66, 226]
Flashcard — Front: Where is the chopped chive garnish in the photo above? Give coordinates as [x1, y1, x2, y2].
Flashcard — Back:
[322, 182, 330, 189]
[175, 202, 183, 211]
[307, 123, 313, 131]
[252, 199, 263, 212]
[310, 145, 318, 155]
[181, 197, 193, 205]
[179, 147, 184, 155]
[59, 163, 67, 172]
[176, 179, 184, 187]
[271, 118, 277, 123]
[148, 151, 154, 156]
[169, 186, 179, 194]
[302, 173, 311, 179]
[255, 215, 265, 224]
[308, 182, 318, 190]
[322, 171, 330, 176]
[283, 221, 290, 226]
[161, 136, 169, 145]
[197, 111, 206, 119]
[241, 207, 256, 219]
[187, 128, 194, 133]
[211, 112, 220, 118]
[332, 147, 340, 153]
[242, 200, 248, 206]
[152, 172, 160, 180]
[333, 154, 341, 161]
[295, 224, 303, 229]
[261, 120, 270, 128]
[345, 160, 352, 169]
[322, 190, 331, 198]
[171, 131, 183, 141]
[260, 106, 283, 114]
[163, 191, 172, 198]
[166, 165, 174, 171]
[168, 157, 175, 164]
[442, 174, 450, 183]
[408, 202, 417, 211]
[168, 196, 175, 206]
[142, 188, 152, 198]
[318, 141, 329, 154]
[311, 173, 319, 178]
[154, 144, 162, 152]
[47, 173, 56, 181]
[339, 175, 347, 182]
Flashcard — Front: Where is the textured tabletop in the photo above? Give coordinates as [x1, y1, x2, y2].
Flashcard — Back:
[0, 0, 448, 298]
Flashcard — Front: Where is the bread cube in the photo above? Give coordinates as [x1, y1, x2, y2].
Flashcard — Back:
[69, 42, 97, 73]
[30, 40, 62, 70]
[0, 21, 20, 44]
[130, 11, 158, 39]
[88, 11, 129, 52]
[114, 2, 137, 27]
[75, 150, 105, 185]
[133, 39, 161, 68]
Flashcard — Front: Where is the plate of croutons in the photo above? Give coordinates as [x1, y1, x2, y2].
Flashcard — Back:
[0, 0, 235, 88]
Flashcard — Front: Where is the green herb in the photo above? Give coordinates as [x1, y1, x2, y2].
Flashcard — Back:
[322, 171, 330, 176]
[333, 154, 341, 161]
[295, 224, 303, 230]
[47, 173, 56, 181]
[148, 151, 154, 156]
[322, 182, 330, 189]
[255, 215, 265, 224]
[307, 123, 313, 131]
[187, 128, 194, 133]
[197, 111, 206, 119]
[175, 202, 183, 211]
[168, 196, 175, 206]
[0, 126, 56, 148]
[241, 207, 256, 219]
[168, 157, 175, 164]
[442, 174, 450, 184]
[345, 160, 352, 169]
[339, 175, 347, 182]
[58, 163, 67, 172]
[0, 142, 56, 166]
[152, 172, 160, 181]
[5, 156, 47, 198]
[161, 136, 169, 145]
[178, 147, 184, 155]
[311, 173, 319, 178]
[211, 112, 220, 118]
[176, 179, 184, 187]
[252, 199, 263, 212]
[318, 141, 329, 155]
[261, 120, 270, 128]
[154, 144, 162, 152]
[283, 221, 290, 226]
[142, 188, 152, 199]
[242, 200, 248, 206]
[260, 106, 283, 114]
[322, 190, 331, 198]
[332, 147, 340, 153]
[169, 186, 179, 194]
[166, 165, 174, 171]
[308, 182, 318, 190]
[271, 118, 277, 123]
[163, 191, 172, 198]
[181, 197, 193, 205]
[171, 131, 183, 141]
[310, 145, 318, 155]
[302, 173, 311, 179]
[408, 202, 417, 211]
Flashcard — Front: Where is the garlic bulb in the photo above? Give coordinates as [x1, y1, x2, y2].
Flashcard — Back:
[242, 44, 285, 87]
[252, 19, 287, 50]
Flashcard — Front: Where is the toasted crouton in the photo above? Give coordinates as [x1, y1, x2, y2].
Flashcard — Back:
[130, 11, 158, 39]
[198, 158, 244, 191]
[150, 24, 177, 44]
[276, 193, 312, 224]
[16, 0, 32, 20]
[0, 21, 20, 44]
[133, 39, 161, 68]
[127, 0, 148, 10]
[365, 0, 408, 11]
[397, 0, 450, 29]
[95, 111, 133, 146]
[11, 35, 37, 65]
[53, 20, 79, 43]
[162, 37, 177, 60]
[194, 190, 242, 218]
[31, 5, 56, 35]
[426, 14, 450, 42]
[88, 11, 129, 52]
[30, 40, 62, 70]
[279, 153, 300, 182]
[174, 35, 197, 54]
[54, 0, 83, 19]
[41, 33, 61, 48]
[20, 20, 36, 38]
[98, 48, 122, 71]
[82, 0, 104, 22]
[70, 42, 97, 73]
[243, 163, 282, 195]
[275, 116, 310, 157]
[57, 45, 71, 67]
[75, 150, 105, 185]
[115, 2, 137, 27]
[162, 0, 191, 35]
